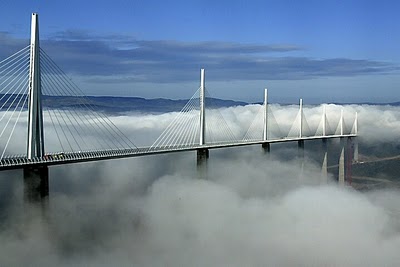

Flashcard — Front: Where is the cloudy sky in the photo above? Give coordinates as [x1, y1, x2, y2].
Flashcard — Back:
[1, 0, 400, 103]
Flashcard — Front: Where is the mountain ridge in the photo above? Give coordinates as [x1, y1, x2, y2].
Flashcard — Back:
[1, 94, 400, 113]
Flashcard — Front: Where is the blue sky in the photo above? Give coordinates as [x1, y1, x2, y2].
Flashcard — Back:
[1, 0, 399, 103]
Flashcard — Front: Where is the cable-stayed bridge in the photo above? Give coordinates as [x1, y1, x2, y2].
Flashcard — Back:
[0, 14, 357, 202]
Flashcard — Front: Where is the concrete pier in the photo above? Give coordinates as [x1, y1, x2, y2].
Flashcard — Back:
[338, 139, 345, 185]
[321, 139, 328, 183]
[23, 165, 49, 202]
[297, 140, 305, 178]
[197, 148, 209, 179]
[297, 140, 304, 158]
[262, 143, 270, 154]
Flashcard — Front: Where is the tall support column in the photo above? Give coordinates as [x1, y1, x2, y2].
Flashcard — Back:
[25, 13, 48, 202]
[321, 106, 328, 183]
[299, 98, 303, 138]
[262, 88, 270, 154]
[262, 143, 270, 154]
[321, 139, 328, 183]
[197, 148, 209, 179]
[338, 138, 345, 186]
[297, 139, 305, 179]
[27, 13, 44, 159]
[197, 68, 208, 178]
[297, 99, 305, 173]
[24, 165, 49, 202]
[338, 110, 346, 185]
[322, 105, 327, 136]
[353, 112, 359, 162]
[199, 68, 206, 146]
[298, 140, 304, 158]
[346, 137, 353, 185]
[340, 108, 344, 136]
[353, 138, 359, 162]
[263, 88, 268, 141]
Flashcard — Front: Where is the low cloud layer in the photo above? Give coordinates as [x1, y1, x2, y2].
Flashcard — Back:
[0, 104, 399, 266]
[1, 155, 400, 266]
[0, 103, 398, 154]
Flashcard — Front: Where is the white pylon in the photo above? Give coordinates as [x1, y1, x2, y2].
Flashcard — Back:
[299, 98, 303, 138]
[340, 108, 344, 136]
[322, 105, 327, 136]
[263, 88, 268, 141]
[27, 13, 44, 159]
[199, 69, 205, 146]
[353, 112, 359, 162]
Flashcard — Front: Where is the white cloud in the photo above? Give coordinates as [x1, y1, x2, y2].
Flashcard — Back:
[0, 104, 399, 266]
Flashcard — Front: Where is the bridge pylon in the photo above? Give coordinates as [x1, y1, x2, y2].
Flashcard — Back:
[321, 106, 328, 183]
[262, 88, 270, 154]
[353, 112, 359, 162]
[297, 99, 305, 158]
[197, 69, 209, 177]
[24, 13, 48, 202]
[27, 13, 45, 159]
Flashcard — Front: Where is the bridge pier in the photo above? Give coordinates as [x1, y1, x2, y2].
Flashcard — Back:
[321, 139, 328, 183]
[346, 137, 353, 185]
[297, 140, 304, 158]
[23, 165, 49, 202]
[262, 88, 269, 156]
[262, 143, 270, 154]
[197, 148, 209, 179]
[297, 140, 305, 178]
[23, 13, 48, 204]
[353, 137, 359, 162]
[338, 138, 345, 185]
[338, 137, 354, 186]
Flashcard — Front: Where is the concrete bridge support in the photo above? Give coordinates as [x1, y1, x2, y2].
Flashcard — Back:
[261, 89, 271, 155]
[338, 138, 345, 185]
[25, 13, 48, 203]
[23, 165, 49, 202]
[353, 112, 359, 162]
[346, 137, 353, 184]
[297, 140, 304, 158]
[297, 140, 305, 178]
[28, 13, 44, 160]
[338, 137, 354, 186]
[353, 137, 359, 162]
[321, 139, 328, 183]
[262, 143, 270, 154]
[297, 99, 305, 176]
[197, 148, 209, 179]
[197, 69, 208, 178]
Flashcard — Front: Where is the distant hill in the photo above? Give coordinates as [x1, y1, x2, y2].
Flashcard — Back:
[332, 101, 400, 106]
[0, 94, 248, 113]
[2, 94, 400, 113]
[41, 95, 248, 113]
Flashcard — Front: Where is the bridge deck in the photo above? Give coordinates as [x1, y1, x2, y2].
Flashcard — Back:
[0, 134, 356, 170]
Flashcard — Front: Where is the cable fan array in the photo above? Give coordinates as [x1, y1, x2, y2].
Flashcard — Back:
[40, 49, 138, 153]
[150, 87, 238, 149]
[243, 103, 357, 142]
[0, 46, 31, 158]
[0, 45, 358, 160]
[243, 104, 283, 141]
[0, 46, 139, 158]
